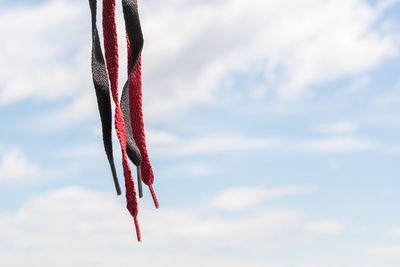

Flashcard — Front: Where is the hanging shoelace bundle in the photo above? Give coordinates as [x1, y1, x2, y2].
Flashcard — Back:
[89, 0, 158, 241]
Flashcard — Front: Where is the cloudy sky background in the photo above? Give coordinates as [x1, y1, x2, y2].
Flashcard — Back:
[1, 0, 400, 266]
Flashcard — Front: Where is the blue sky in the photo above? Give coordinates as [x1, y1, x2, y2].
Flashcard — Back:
[1, 0, 400, 266]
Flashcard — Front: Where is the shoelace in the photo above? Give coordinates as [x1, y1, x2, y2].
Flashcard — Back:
[89, 0, 158, 242]
[126, 1, 159, 208]
[88, 0, 121, 195]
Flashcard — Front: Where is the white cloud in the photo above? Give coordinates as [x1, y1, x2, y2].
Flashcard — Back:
[304, 220, 344, 235]
[151, 133, 280, 156]
[346, 76, 371, 93]
[368, 244, 400, 257]
[209, 186, 316, 210]
[353, 224, 368, 234]
[57, 144, 104, 158]
[37, 92, 98, 130]
[0, 186, 346, 266]
[170, 162, 209, 177]
[388, 227, 400, 237]
[148, 131, 377, 157]
[58, 131, 380, 163]
[140, 0, 399, 118]
[0, 148, 44, 182]
[147, 130, 178, 144]
[300, 137, 373, 153]
[315, 121, 357, 134]
[0, 0, 89, 105]
[2, 0, 398, 125]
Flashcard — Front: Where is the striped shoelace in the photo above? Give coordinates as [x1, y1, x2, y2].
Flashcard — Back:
[89, 0, 158, 241]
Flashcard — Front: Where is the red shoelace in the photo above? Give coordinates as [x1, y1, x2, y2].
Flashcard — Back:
[89, 0, 158, 242]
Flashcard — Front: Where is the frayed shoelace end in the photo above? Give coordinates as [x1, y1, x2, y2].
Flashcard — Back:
[149, 185, 159, 209]
[134, 215, 141, 242]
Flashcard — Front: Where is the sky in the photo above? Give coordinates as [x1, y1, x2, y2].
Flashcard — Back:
[1, 0, 400, 266]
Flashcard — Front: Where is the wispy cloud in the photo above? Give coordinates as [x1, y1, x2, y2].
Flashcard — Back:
[368, 244, 400, 257]
[299, 137, 374, 153]
[209, 186, 316, 210]
[37, 92, 98, 130]
[147, 130, 178, 144]
[304, 220, 345, 235]
[388, 227, 400, 237]
[151, 133, 280, 156]
[148, 130, 378, 157]
[168, 162, 209, 177]
[315, 121, 357, 134]
[56, 131, 379, 162]
[57, 144, 104, 158]
[0, 148, 44, 182]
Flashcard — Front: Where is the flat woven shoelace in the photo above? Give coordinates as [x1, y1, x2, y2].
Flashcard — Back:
[126, 1, 159, 208]
[89, 0, 157, 242]
[88, 0, 121, 195]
